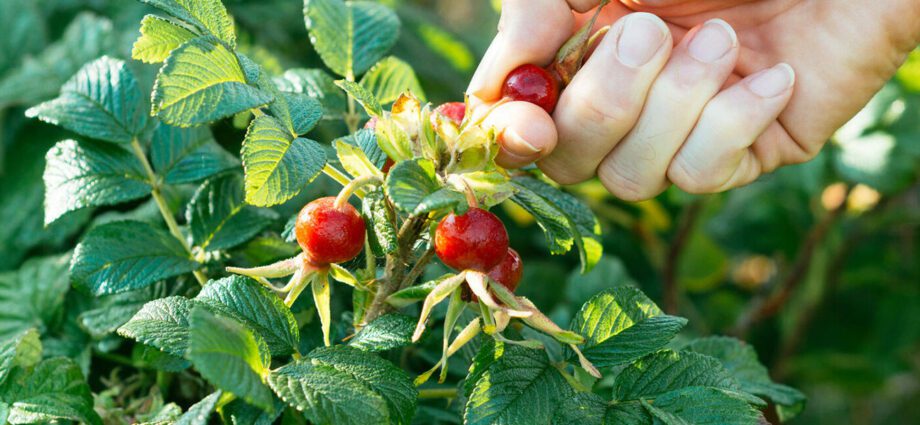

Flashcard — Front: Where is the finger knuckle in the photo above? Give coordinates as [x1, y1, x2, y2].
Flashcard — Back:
[598, 161, 655, 201]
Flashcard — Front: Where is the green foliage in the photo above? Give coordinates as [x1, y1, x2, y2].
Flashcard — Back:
[465, 342, 573, 425]
[188, 307, 275, 411]
[71, 221, 199, 294]
[571, 286, 687, 368]
[18, 0, 914, 423]
[304, 0, 400, 77]
[361, 57, 426, 104]
[118, 296, 195, 357]
[150, 123, 238, 184]
[195, 276, 300, 355]
[187, 174, 278, 252]
[26, 57, 147, 144]
[349, 313, 416, 352]
[152, 36, 273, 126]
[241, 115, 326, 206]
[43, 140, 151, 225]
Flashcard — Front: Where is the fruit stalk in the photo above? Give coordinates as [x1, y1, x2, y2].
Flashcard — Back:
[129, 138, 207, 286]
[364, 214, 431, 322]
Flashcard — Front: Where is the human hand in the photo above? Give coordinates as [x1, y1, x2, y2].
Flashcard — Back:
[469, 0, 920, 200]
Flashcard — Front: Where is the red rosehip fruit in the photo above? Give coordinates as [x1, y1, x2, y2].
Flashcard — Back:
[501, 64, 559, 114]
[295, 197, 366, 266]
[381, 158, 395, 174]
[463, 248, 524, 302]
[435, 208, 509, 272]
[487, 248, 523, 292]
[434, 102, 466, 124]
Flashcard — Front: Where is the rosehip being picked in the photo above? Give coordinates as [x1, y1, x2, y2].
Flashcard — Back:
[501, 64, 559, 114]
[295, 197, 366, 266]
[463, 248, 524, 302]
[435, 207, 509, 272]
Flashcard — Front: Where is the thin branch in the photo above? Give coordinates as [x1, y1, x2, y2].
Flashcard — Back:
[400, 247, 435, 291]
[364, 215, 429, 322]
[772, 186, 919, 378]
[417, 388, 458, 399]
[662, 199, 705, 314]
[130, 138, 207, 286]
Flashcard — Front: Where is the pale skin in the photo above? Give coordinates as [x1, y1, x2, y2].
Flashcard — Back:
[468, 0, 920, 201]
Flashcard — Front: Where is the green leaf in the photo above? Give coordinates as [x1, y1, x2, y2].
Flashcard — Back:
[334, 79, 382, 116]
[268, 360, 389, 425]
[195, 276, 300, 356]
[0, 0, 45, 75]
[133, 15, 197, 64]
[220, 398, 285, 425]
[349, 313, 415, 352]
[118, 296, 194, 357]
[465, 343, 574, 425]
[570, 286, 686, 368]
[71, 221, 199, 295]
[385, 159, 440, 213]
[0, 329, 41, 386]
[510, 182, 575, 255]
[414, 188, 467, 216]
[176, 391, 222, 425]
[361, 189, 397, 256]
[374, 115, 413, 161]
[78, 285, 164, 338]
[683, 337, 806, 412]
[188, 174, 278, 252]
[274, 69, 347, 119]
[188, 307, 274, 412]
[221, 398, 285, 425]
[643, 387, 763, 425]
[335, 138, 384, 179]
[151, 123, 238, 185]
[512, 176, 602, 272]
[552, 393, 650, 425]
[309, 346, 417, 425]
[385, 279, 439, 308]
[282, 93, 324, 135]
[242, 115, 326, 207]
[43, 139, 151, 225]
[0, 255, 71, 341]
[304, 0, 400, 77]
[613, 350, 739, 401]
[360, 56, 425, 104]
[140, 0, 236, 47]
[152, 36, 272, 127]
[0, 357, 101, 425]
[26, 56, 147, 143]
[0, 13, 115, 108]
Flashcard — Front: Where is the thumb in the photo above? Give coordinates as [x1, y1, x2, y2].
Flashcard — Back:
[466, 0, 576, 101]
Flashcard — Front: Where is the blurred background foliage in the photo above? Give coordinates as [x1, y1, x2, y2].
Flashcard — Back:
[0, 0, 918, 424]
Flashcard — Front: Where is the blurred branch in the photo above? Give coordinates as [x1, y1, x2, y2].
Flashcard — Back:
[731, 188, 851, 336]
[772, 183, 920, 379]
[662, 198, 705, 315]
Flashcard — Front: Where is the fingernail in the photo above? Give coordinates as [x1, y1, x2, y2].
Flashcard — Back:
[688, 19, 737, 63]
[617, 13, 669, 68]
[501, 128, 542, 155]
[748, 63, 795, 98]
